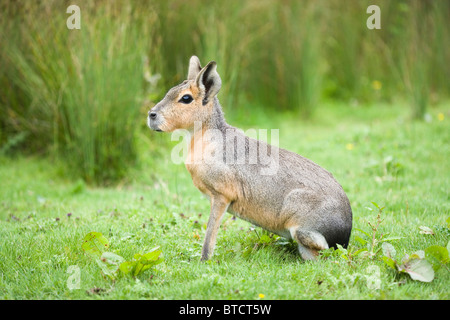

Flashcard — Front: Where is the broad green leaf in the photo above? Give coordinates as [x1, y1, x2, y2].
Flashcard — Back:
[382, 242, 396, 259]
[135, 248, 163, 274]
[119, 261, 136, 275]
[96, 252, 125, 279]
[382, 256, 397, 270]
[81, 232, 109, 257]
[425, 245, 449, 271]
[141, 248, 163, 264]
[119, 247, 163, 276]
[102, 251, 125, 263]
[402, 259, 435, 282]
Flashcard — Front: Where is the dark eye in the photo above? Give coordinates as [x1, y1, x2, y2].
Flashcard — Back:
[179, 94, 193, 104]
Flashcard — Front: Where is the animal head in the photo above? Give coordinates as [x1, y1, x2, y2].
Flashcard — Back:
[148, 56, 222, 132]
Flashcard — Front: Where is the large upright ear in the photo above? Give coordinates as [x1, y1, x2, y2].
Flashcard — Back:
[195, 61, 222, 105]
[187, 56, 202, 81]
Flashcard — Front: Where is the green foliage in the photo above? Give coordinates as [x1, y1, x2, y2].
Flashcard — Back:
[0, 132, 28, 156]
[239, 228, 295, 259]
[0, 102, 448, 299]
[0, 1, 158, 184]
[323, 205, 448, 284]
[81, 232, 163, 279]
[119, 249, 164, 277]
[382, 243, 437, 283]
[378, 216, 450, 283]
[96, 252, 126, 279]
[353, 202, 403, 259]
[425, 244, 450, 272]
[321, 204, 403, 267]
[81, 232, 110, 257]
[1, 1, 450, 185]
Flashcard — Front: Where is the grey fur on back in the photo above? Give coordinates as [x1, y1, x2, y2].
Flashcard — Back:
[203, 98, 352, 248]
[148, 56, 352, 260]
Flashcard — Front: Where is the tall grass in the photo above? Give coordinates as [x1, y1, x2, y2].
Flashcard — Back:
[0, 0, 449, 184]
[0, 1, 158, 184]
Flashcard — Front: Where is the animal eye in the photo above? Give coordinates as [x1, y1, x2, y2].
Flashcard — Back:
[179, 94, 193, 104]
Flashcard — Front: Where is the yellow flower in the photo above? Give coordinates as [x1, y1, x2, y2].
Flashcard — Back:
[346, 143, 354, 151]
[258, 293, 265, 299]
[372, 80, 382, 90]
[438, 113, 444, 121]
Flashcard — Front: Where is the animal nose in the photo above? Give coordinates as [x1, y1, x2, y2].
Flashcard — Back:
[149, 111, 157, 120]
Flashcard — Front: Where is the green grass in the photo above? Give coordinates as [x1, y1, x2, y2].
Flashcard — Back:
[1, 102, 449, 300]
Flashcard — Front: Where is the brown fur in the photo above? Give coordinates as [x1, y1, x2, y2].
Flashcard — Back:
[148, 56, 352, 261]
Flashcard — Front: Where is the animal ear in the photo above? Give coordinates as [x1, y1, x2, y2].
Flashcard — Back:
[187, 56, 202, 81]
[195, 61, 222, 105]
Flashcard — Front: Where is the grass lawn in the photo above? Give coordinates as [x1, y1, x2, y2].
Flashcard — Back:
[0, 102, 449, 300]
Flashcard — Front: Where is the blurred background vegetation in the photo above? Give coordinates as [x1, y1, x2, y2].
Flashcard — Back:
[0, 0, 449, 184]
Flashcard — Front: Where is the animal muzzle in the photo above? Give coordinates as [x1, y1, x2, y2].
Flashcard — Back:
[147, 110, 163, 132]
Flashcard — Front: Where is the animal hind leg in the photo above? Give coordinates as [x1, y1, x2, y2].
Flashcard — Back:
[289, 227, 329, 260]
